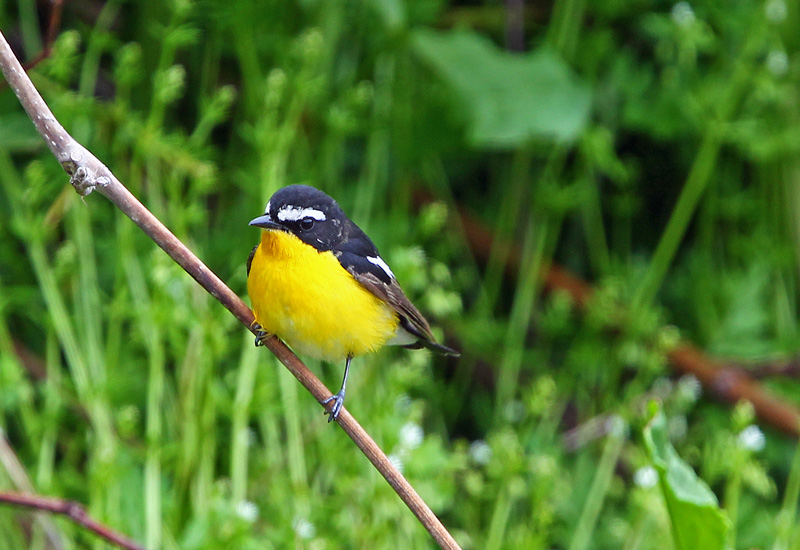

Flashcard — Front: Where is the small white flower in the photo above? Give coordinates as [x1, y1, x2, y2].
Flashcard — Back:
[738, 425, 766, 452]
[634, 466, 659, 489]
[388, 453, 405, 473]
[399, 422, 424, 451]
[292, 516, 316, 539]
[676, 374, 702, 403]
[766, 50, 789, 77]
[671, 2, 696, 27]
[394, 394, 412, 413]
[607, 415, 628, 438]
[765, 0, 787, 22]
[235, 500, 259, 523]
[469, 440, 492, 466]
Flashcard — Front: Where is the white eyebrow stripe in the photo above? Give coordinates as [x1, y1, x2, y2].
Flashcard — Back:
[276, 206, 327, 222]
[264, 201, 271, 215]
[367, 255, 395, 280]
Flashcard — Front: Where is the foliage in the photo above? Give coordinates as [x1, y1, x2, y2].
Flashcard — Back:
[643, 405, 729, 550]
[0, 0, 799, 548]
[411, 29, 591, 146]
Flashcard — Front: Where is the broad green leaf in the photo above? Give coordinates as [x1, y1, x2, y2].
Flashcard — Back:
[643, 408, 731, 550]
[411, 28, 591, 148]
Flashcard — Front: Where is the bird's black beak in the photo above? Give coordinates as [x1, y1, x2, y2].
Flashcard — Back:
[249, 214, 283, 230]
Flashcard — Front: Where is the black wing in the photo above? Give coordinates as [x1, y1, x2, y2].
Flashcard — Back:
[246, 245, 258, 276]
[338, 249, 459, 357]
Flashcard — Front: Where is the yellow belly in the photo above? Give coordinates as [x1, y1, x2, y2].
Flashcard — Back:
[247, 230, 399, 361]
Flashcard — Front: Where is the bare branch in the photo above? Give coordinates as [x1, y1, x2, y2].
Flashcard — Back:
[0, 30, 461, 550]
[0, 432, 64, 549]
[0, 492, 144, 550]
[727, 358, 800, 380]
[668, 345, 800, 436]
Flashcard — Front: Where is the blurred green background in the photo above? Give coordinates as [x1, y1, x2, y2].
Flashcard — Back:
[1, 0, 800, 548]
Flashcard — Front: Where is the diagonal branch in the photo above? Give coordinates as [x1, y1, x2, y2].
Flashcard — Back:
[0, 30, 460, 550]
[0, 431, 64, 549]
[0, 492, 144, 550]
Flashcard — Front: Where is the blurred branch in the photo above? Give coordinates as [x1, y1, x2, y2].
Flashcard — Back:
[0, 492, 143, 550]
[438, 6, 544, 32]
[12, 338, 47, 380]
[0, 0, 64, 92]
[442, 194, 800, 438]
[22, 0, 65, 72]
[0, 431, 64, 549]
[669, 346, 800, 436]
[730, 358, 800, 380]
[0, 30, 461, 550]
[505, 0, 526, 51]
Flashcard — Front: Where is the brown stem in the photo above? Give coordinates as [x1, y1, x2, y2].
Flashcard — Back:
[0, 29, 461, 550]
[0, 492, 144, 550]
[730, 358, 800, 380]
[668, 345, 800, 435]
[0, 432, 64, 549]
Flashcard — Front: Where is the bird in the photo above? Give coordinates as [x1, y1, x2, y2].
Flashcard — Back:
[246, 184, 459, 421]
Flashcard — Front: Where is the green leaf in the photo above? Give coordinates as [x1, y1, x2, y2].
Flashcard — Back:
[411, 28, 591, 148]
[643, 407, 731, 550]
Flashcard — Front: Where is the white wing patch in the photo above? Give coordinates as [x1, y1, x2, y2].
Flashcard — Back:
[367, 255, 395, 280]
[276, 205, 327, 222]
[387, 325, 416, 346]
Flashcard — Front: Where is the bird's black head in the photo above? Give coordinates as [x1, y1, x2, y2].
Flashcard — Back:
[249, 185, 351, 251]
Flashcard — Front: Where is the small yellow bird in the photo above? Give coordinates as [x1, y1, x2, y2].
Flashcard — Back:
[247, 185, 458, 421]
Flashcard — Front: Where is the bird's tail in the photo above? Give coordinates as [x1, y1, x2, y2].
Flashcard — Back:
[404, 339, 460, 357]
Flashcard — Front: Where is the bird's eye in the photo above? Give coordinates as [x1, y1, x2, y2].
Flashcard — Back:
[300, 217, 315, 230]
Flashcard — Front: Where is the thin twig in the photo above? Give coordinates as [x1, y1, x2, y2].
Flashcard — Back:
[0, 30, 461, 550]
[0, 432, 64, 549]
[0, 492, 143, 550]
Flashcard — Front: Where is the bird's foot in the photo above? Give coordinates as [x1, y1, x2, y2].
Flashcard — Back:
[321, 391, 345, 423]
[252, 323, 272, 347]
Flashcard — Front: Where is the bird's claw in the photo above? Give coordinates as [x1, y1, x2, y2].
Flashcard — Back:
[321, 391, 345, 422]
[252, 323, 271, 347]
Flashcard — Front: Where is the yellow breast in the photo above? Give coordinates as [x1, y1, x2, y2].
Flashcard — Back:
[247, 229, 400, 361]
